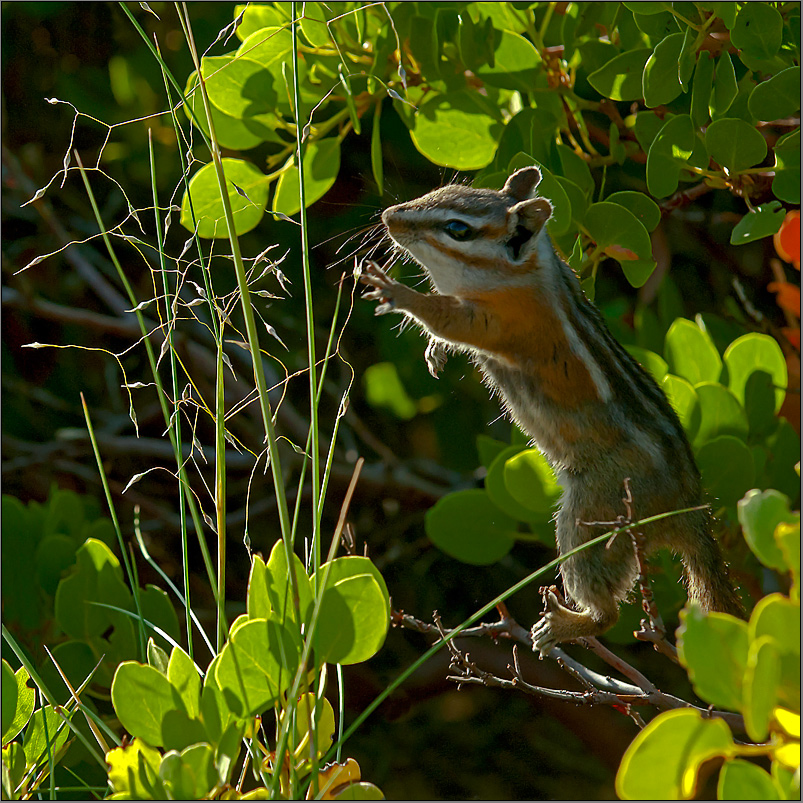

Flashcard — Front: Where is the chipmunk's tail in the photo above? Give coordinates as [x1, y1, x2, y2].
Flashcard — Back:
[680, 530, 745, 618]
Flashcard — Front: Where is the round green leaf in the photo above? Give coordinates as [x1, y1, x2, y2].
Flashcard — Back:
[312, 572, 388, 665]
[215, 617, 301, 717]
[181, 158, 268, 239]
[677, 605, 748, 711]
[333, 782, 385, 800]
[737, 490, 798, 572]
[731, 3, 783, 60]
[696, 435, 755, 507]
[273, 137, 341, 217]
[605, 191, 661, 232]
[615, 708, 734, 800]
[300, 2, 331, 47]
[588, 48, 652, 101]
[694, 382, 748, 445]
[743, 637, 781, 742]
[643, 32, 685, 108]
[773, 128, 800, 204]
[184, 71, 278, 151]
[646, 114, 695, 198]
[425, 489, 517, 566]
[691, 51, 714, 127]
[234, 3, 289, 41]
[111, 661, 184, 747]
[718, 759, 782, 801]
[661, 374, 701, 442]
[295, 693, 335, 758]
[35, 534, 77, 596]
[664, 319, 722, 385]
[2, 664, 34, 746]
[724, 333, 787, 435]
[265, 539, 314, 626]
[750, 593, 801, 655]
[748, 67, 801, 122]
[411, 91, 501, 170]
[476, 30, 541, 92]
[705, 118, 768, 172]
[485, 445, 543, 523]
[200, 54, 274, 120]
[160, 743, 218, 801]
[584, 201, 656, 286]
[503, 448, 561, 517]
[730, 200, 786, 246]
[709, 52, 738, 119]
[22, 705, 72, 768]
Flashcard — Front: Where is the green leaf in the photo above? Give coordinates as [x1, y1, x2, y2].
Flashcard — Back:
[160, 743, 218, 801]
[2, 741, 26, 800]
[705, 118, 768, 172]
[723, 333, 787, 435]
[200, 54, 274, 121]
[731, 3, 783, 60]
[411, 91, 501, 170]
[181, 158, 268, 239]
[748, 67, 801, 122]
[2, 664, 34, 746]
[677, 605, 748, 710]
[774, 520, 800, 598]
[556, 144, 595, 198]
[22, 705, 72, 767]
[691, 51, 714, 127]
[584, 202, 656, 287]
[587, 48, 652, 101]
[216, 617, 301, 717]
[476, 435, 510, 470]
[678, 28, 696, 91]
[503, 448, 562, 517]
[54, 538, 132, 641]
[167, 646, 201, 720]
[106, 738, 167, 798]
[425, 489, 517, 566]
[773, 128, 801, 204]
[362, 361, 417, 420]
[234, 4, 289, 42]
[615, 708, 734, 800]
[643, 33, 685, 108]
[743, 636, 781, 742]
[311, 557, 390, 665]
[111, 661, 185, 747]
[718, 759, 782, 801]
[696, 436, 755, 507]
[709, 51, 738, 119]
[295, 693, 336, 759]
[737, 489, 799, 572]
[605, 191, 661, 232]
[147, 638, 169, 675]
[750, 593, 801, 656]
[664, 319, 722, 385]
[265, 539, 314, 627]
[730, 201, 785, 246]
[646, 114, 695, 198]
[661, 374, 701, 442]
[370, 102, 383, 195]
[273, 137, 341, 217]
[485, 445, 547, 523]
[694, 382, 749, 444]
[300, 2, 331, 47]
[332, 782, 385, 800]
[476, 30, 541, 92]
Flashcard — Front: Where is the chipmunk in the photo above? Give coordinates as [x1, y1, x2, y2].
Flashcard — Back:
[360, 166, 743, 655]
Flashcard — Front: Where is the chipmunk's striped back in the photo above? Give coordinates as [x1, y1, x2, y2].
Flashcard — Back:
[366, 167, 742, 651]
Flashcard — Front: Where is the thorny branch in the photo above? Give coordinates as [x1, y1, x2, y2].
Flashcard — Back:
[394, 604, 745, 733]
[393, 481, 745, 733]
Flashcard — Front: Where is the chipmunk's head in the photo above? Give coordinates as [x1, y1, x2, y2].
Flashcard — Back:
[382, 167, 553, 295]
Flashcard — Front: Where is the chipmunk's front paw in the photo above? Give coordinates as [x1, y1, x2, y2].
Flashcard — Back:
[358, 259, 401, 316]
[531, 588, 562, 658]
[424, 341, 448, 378]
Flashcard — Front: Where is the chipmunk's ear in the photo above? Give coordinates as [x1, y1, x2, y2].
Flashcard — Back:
[504, 167, 542, 201]
[506, 197, 552, 259]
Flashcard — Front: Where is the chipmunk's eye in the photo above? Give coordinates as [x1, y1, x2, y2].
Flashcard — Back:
[442, 220, 475, 241]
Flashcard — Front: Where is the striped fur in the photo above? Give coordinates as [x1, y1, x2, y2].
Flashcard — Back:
[363, 167, 743, 653]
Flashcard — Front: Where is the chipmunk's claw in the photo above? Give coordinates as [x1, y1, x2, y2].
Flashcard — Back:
[531, 588, 561, 658]
[425, 341, 448, 378]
